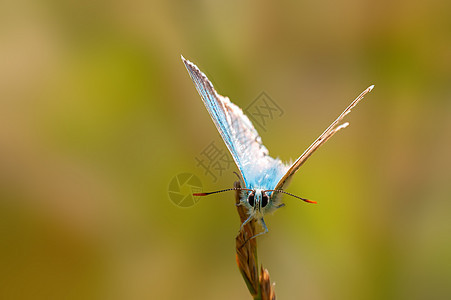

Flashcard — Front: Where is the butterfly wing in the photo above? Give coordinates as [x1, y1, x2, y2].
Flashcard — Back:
[182, 56, 286, 188]
[274, 85, 374, 192]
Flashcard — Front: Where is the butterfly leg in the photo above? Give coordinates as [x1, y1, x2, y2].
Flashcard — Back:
[248, 218, 269, 240]
[275, 203, 285, 209]
[237, 217, 269, 249]
[235, 200, 246, 207]
[239, 214, 254, 232]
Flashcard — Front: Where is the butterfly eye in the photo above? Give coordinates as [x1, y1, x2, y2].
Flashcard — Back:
[261, 194, 269, 208]
[248, 193, 255, 207]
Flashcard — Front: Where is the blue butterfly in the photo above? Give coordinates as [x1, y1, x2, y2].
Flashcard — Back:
[182, 55, 373, 239]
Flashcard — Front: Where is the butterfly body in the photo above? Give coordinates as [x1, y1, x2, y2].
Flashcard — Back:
[182, 55, 373, 239]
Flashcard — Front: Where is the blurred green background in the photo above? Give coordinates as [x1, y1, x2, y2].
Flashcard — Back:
[1, 0, 450, 299]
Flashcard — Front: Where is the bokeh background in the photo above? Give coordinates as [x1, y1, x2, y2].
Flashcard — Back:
[1, 0, 450, 299]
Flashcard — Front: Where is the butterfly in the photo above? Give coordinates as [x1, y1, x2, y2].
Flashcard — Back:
[182, 55, 373, 240]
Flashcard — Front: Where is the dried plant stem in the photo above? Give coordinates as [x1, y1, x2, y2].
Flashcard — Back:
[235, 181, 276, 300]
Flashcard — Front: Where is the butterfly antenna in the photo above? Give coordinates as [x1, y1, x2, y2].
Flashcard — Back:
[264, 189, 317, 204]
[193, 187, 253, 197]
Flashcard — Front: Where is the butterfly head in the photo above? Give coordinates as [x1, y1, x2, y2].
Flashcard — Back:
[247, 188, 268, 209]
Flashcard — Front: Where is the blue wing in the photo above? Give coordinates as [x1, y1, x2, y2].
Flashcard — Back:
[182, 56, 288, 189]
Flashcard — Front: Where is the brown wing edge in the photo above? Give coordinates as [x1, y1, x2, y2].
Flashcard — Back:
[273, 85, 374, 192]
